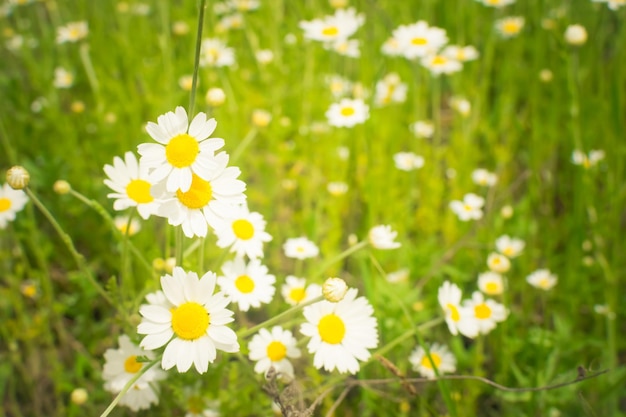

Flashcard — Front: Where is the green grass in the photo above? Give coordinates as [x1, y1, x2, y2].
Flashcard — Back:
[1, 0, 625, 416]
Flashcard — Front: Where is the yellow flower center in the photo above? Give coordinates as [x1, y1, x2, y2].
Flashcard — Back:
[235, 275, 255, 293]
[318, 313, 345, 344]
[171, 302, 210, 340]
[322, 26, 339, 36]
[340, 106, 355, 116]
[126, 179, 154, 204]
[232, 219, 254, 240]
[539, 278, 551, 289]
[485, 282, 500, 294]
[411, 37, 427, 45]
[0, 197, 11, 212]
[474, 303, 492, 320]
[446, 303, 460, 322]
[124, 355, 143, 374]
[502, 247, 514, 257]
[176, 175, 212, 209]
[266, 340, 287, 361]
[289, 287, 306, 303]
[420, 352, 442, 370]
[431, 55, 447, 66]
[503, 22, 521, 34]
[165, 133, 199, 168]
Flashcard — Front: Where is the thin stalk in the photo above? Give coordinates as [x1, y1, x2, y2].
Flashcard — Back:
[24, 187, 115, 307]
[99, 359, 159, 417]
[230, 128, 258, 164]
[312, 240, 369, 278]
[188, 0, 207, 117]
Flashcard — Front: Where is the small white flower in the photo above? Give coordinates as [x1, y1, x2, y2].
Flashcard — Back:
[495, 235, 525, 258]
[438, 281, 480, 338]
[0, 182, 29, 229]
[248, 326, 301, 381]
[441, 45, 479, 62]
[487, 252, 511, 273]
[471, 168, 497, 187]
[495, 16, 525, 38]
[325, 98, 369, 128]
[214, 205, 272, 259]
[410, 120, 435, 138]
[200, 38, 235, 67]
[392, 21, 449, 60]
[477, 271, 505, 296]
[409, 343, 456, 378]
[564, 24, 587, 46]
[217, 257, 276, 312]
[373, 73, 408, 106]
[526, 268, 558, 290]
[368, 224, 401, 249]
[421, 53, 463, 75]
[393, 152, 425, 171]
[449, 193, 485, 221]
[53, 67, 74, 89]
[281, 276, 322, 305]
[56, 21, 88, 43]
[283, 237, 320, 259]
[299, 7, 364, 43]
[463, 292, 508, 335]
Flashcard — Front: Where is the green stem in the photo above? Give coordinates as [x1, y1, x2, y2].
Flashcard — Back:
[238, 295, 324, 339]
[99, 359, 159, 417]
[24, 187, 115, 307]
[188, 0, 207, 117]
[313, 240, 369, 278]
[230, 128, 258, 164]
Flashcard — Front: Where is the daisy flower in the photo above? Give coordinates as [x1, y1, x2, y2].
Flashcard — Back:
[155, 153, 247, 238]
[137, 267, 239, 373]
[281, 276, 322, 305]
[56, 21, 88, 43]
[368, 224, 401, 249]
[113, 215, 141, 236]
[526, 268, 558, 290]
[137, 106, 226, 193]
[477, 271, 505, 296]
[214, 205, 272, 259]
[0, 183, 28, 229]
[441, 45, 479, 62]
[564, 24, 587, 46]
[102, 335, 167, 411]
[325, 98, 369, 128]
[410, 120, 435, 138]
[463, 291, 508, 335]
[327, 181, 349, 196]
[373, 73, 408, 106]
[326, 38, 361, 57]
[393, 152, 425, 171]
[572, 149, 605, 168]
[104, 151, 161, 219]
[300, 288, 378, 374]
[200, 38, 235, 67]
[299, 7, 364, 43]
[450, 96, 471, 116]
[449, 193, 485, 221]
[283, 237, 320, 259]
[438, 281, 479, 338]
[386, 268, 410, 284]
[495, 235, 525, 258]
[409, 343, 456, 378]
[392, 21, 449, 60]
[53, 67, 74, 89]
[478, 0, 516, 7]
[421, 53, 462, 75]
[217, 257, 276, 312]
[471, 168, 497, 187]
[487, 252, 511, 273]
[495, 16, 525, 38]
[248, 326, 301, 380]
[381, 36, 403, 56]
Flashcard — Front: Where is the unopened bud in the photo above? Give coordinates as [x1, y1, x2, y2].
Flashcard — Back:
[53, 180, 71, 195]
[322, 277, 348, 302]
[6, 166, 30, 189]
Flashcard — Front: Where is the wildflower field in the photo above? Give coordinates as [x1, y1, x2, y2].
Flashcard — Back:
[1, 0, 625, 416]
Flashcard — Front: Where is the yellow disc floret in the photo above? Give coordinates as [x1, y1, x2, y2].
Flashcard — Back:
[171, 302, 210, 340]
[318, 313, 346, 345]
[165, 133, 199, 168]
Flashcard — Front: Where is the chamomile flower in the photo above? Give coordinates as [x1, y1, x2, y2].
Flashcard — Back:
[441, 45, 479, 62]
[199, 38, 235, 67]
[299, 7, 364, 43]
[248, 326, 301, 380]
[214, 206, 272, 259]
[477, 272, 505, 296]
[526, 268, 558, 290]
[495, 235, 525, 258]
[463, 292, 508, 335]
[104, 151, 161, 220]
[300, 288, 378, 374]
[393, 152, 425, 171]
[217, 257, 276, 312]
[53, 67, 74, 89]
[138, 107, 226, 193]
[114, 215, 142, 236]
[155, 154, 246, 238]
[450, 96, 471, 116]
[572, 149, 605, 168]
[565, 24, 587, 46]
[495, 16, 525, 38]
[0, 183, 28, 229]
[487, 252, 511, 273]
[381, 36, 403, 56]
[374, 73, 408, 106]
[421, 53, 462, 75]
[409, 343, 456, 378]
[137, 267, 239, 373]
[283, 237, 320, 259]
[368, 224, 401, 249]
[478, 0, 516, 7]
[392, 21, 449, 60]
[449, 193, 485, 221]
[438, 281, 479, 338]
[410, 120, 435, 138]
[102, 335, 166, 411]
[325, 98, 369, 127]
[281, 276, 322, 305]
[471, 168, 497, 187]
[327, 181, 349, 196]
[326, 38, 361, 57]
[56, 21, 88, 43]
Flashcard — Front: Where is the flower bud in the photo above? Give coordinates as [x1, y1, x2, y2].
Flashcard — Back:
[565, 24, 587, 46]
[322, 277, 348, 302]
[53, 180, 71, 195]
[6, 166, 30, 189]
[70, 388, 88, 405]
